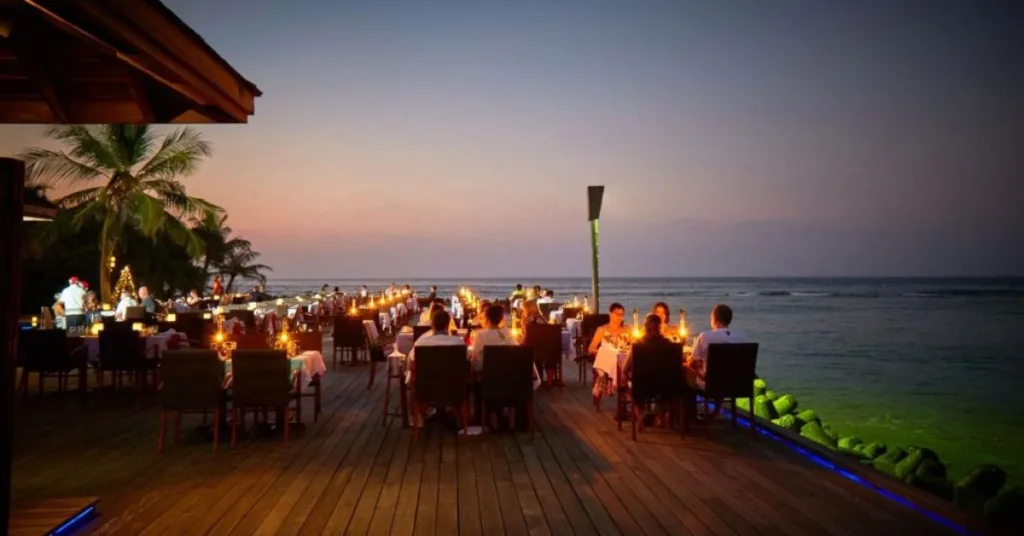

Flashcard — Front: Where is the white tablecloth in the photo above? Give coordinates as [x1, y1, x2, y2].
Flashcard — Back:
[593, 344, 627, 388]
[292, 350, 327, 387]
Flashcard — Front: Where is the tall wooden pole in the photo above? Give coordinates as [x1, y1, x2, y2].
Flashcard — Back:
[587, 186, 604, 313]
[0, 158, 25, 533]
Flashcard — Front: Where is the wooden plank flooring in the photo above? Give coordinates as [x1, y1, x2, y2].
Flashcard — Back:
[11, 345, 958, 536]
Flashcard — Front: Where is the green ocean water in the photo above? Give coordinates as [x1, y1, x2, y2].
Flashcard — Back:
[269, 277, 1024, 484]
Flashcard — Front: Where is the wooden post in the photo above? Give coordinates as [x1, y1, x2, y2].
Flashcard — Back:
[587, 186, 605, 313]
[0, 158, 25, 533]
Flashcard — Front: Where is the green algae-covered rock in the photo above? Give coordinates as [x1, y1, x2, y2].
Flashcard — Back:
[735, 398, 751, 412]
[895, 447, 939, 480]
[907, 473, 955, 501]
[838, 436, 863, 450]
[984, 486, 1024, 530]
[871, 448, 908, 477]
[800, 421, 837, 448]
[772, 394, 798, 416]
[764, 389, 779, 402]
[753, 395, 778, 420]
[794, 409, 818, 425]
[753, 378, 767, 396]
[771, 414, 801, 432]
[914, 458, 947, 480]
[860, 442, 886, 459]
[837, 446, 873, 461]
[820, 422, 839, 442]
[957, 464, 1007, 498]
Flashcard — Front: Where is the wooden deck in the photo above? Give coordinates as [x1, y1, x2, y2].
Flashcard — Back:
[12, 347, 956, 536]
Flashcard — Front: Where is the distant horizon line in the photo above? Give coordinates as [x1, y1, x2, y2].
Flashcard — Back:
[258, 275, 1024, 281]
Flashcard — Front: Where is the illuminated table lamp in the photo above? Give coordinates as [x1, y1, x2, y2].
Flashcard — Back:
[202, 312, 212, 320]
[165, 313, 177, 322]
[31, 316, 38, 328]
[132, 322, 144, 332]
[631, 308, 641, 339]
[276, 298, 284, 306]
[91, 323, 103, 335]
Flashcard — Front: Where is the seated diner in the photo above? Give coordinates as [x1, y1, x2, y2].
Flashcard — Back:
[686, 304, 746, 389]
[469, 304, 516, 372]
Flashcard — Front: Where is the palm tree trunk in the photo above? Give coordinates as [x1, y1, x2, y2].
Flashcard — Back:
[99, 239, 112, 303]
[225, 274, 238, 295]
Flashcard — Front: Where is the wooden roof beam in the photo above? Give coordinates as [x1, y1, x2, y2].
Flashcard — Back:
[9, 19, 69, 122]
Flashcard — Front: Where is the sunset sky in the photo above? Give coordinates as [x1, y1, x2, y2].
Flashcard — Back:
[2, 0, 1022, 278]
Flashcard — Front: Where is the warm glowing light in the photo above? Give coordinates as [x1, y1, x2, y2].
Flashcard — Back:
[215, 332, 224, 343]
[101, 303, 111, 312]
[214, 306, 223, 315]
[166, 313, 177, 322]
[314, 294, 322, 300]
[632, 328, 642, 340]
[203, 312, 212, 320]
[247, 302, 257, 310]
[296, 296, 304, 302]
[280, 332, 289, 342]
[678, 325, 688, 338]
[132, 322, 144, 332]
[31, 316, 38, 327]
[349, 305, 357, 315]
[511, 328, 521, 338]
[92, 323, 103, 335]
[276, 298, 284, 306]
[213, 294, 221, 300]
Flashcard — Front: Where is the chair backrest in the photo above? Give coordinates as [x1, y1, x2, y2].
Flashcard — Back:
[629, 341, 685, 401]
[359, 308, 381, 333]
[523, 323, 562, 369]
[17, 329, 70, 372]
[161, 350, 223, 410]
[561, 307, 580, 322]
[231, 332, 270, 350]
[581, 314, 610, 339]
[416, 297, 433, 309]
[98, 330, 144, 370]
[124, 306, 146, 321]
[293, 331, 323, 353]
[102, 318, 134, 332]
[412, 325, 431, 343]
[332, 315, 365, 348]
[538, 303, 556, 318]
[230, 349, 292, 407]
[178, 315, 212, 347]
[704, 343, 759, 399]
[482, 346, 534, 403]
[226, 309, 257, 328]
[413, 345, 469, 406]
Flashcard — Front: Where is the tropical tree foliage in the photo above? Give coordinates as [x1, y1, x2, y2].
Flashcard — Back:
[190, 212, 253, 285]
[218, 241, 272, 294]
[21, 125, 220, 301]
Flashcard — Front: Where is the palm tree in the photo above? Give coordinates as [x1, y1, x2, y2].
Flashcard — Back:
[219, 241, 272, 294]
[190, 211, 253, 285]
[22, 125, 220, 302]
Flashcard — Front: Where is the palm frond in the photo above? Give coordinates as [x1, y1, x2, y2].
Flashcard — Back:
[153, 188, 222, 219]
[56, 187, 103, 209]
[162, 216, 205, 258]
[135, 127, 212, 180]
[102, 125, 156, 168]
[41, 125, 123, 171]
[20, 148, 107, 187]
[128, 192, 168, 238]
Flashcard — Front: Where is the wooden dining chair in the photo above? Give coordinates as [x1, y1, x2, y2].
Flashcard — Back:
[158, 350, 225, 452]
[411, 345, 470, 442]
[230, 349, 293, 447]
[97, 330, 149, 391]
[332, 315, 366, 367]
[481, 346, 536, 436]
[576, 313, 609, 385]
[230, 332, 271, 350]
[622, 341, 687, 441]
[523, 323, 563, 387]
[697, 343, 759, 438]
[17, 329, 86, 396]
[412, 325, 431, 343]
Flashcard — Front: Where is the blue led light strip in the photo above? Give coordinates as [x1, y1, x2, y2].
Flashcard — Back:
[702, 399, 969, 534]
[49, 504, 96, 536]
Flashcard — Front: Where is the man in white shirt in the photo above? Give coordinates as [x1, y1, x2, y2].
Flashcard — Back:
[59, 277, 87, 329]
[469, 304, 517, 372]
[686, 304, 747, 390]
[114, 291, 138, 322]
[418, 298, 456, 333]
[408, 310, 465, 363]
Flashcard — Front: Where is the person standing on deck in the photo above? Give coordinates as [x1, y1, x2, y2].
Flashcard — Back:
[59, 277, 87, 329]
[686, 304, 747, 390]
[211, 275, 224, 297]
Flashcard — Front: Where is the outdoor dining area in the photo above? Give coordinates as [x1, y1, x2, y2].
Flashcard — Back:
[8, 286, 964, 535]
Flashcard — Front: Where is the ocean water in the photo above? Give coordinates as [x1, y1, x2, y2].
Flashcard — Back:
[264, 277, 1024, 483]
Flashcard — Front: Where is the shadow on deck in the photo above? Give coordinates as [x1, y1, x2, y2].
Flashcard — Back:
[12, 351, 958, 536]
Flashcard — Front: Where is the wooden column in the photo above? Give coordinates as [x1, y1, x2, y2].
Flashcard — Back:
[0, 158, 25, 533]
